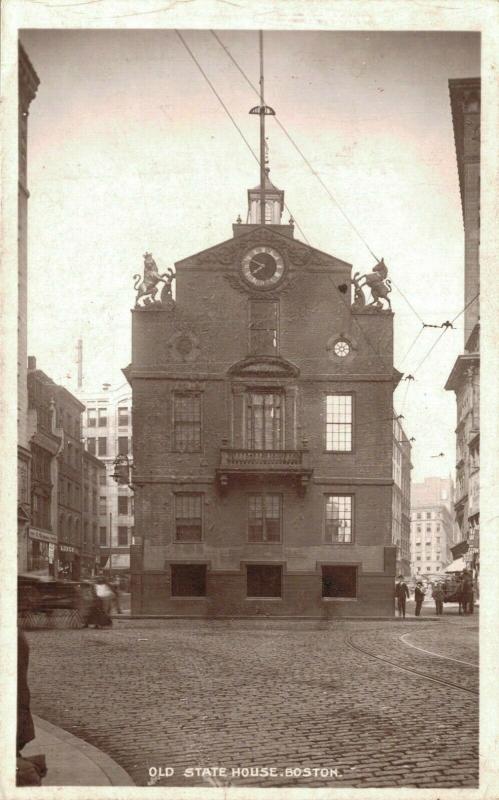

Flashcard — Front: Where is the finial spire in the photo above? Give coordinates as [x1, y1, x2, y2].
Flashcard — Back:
[249, 30, 275, 225]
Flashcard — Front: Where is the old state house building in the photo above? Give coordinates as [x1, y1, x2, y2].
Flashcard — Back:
[124, 173, 399, 617]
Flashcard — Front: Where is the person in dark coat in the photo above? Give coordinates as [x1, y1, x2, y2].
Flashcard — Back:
[394, 575, 410, 618]
[461, 570, 474, 614]
[432, 582, 444, 615]
[414, 581, 426, 616]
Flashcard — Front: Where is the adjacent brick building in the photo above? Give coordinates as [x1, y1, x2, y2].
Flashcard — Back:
[82, 450, 106, 577]
[444, 78, 480, 588]
[125, 172, 399, 617]
[392, 415, 412, 576]
[18, 44, 39, 570]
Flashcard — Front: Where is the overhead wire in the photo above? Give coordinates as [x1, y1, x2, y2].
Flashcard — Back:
[210, 30, 429, 329]
[175, 30, 310, 245]
[412, 291, 479, 375]
[183, 30, 473, 394]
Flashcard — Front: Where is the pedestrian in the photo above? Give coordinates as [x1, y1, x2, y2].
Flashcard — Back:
[414, 581, 426, 616]
[461, 569, 474, 615]
[85, 577, 113, 628]
[432, 582, 444, 615]
[110, 577, 122, 614]
[394, 575, 409, 618]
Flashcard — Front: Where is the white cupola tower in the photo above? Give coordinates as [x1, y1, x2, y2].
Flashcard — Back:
[247, 168, 285, 224]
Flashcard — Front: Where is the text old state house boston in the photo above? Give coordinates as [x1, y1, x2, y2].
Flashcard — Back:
[124, 169, 400, 617]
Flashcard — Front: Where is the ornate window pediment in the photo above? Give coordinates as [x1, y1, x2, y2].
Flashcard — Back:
[228, 355, 299, 379]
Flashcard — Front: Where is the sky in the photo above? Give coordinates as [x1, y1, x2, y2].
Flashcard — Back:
[20, 29, 480, 483]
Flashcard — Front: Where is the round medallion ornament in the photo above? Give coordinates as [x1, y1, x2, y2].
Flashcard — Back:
[241, 246, 285, 288]
[333, 340, 351, 358]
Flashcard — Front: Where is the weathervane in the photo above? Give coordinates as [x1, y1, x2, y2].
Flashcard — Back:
[249, 31, 275, 225]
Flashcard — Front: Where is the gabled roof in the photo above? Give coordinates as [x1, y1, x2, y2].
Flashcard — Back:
[175, 224, 351, 272]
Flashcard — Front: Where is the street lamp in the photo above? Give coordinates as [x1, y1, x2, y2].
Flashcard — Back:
[111, 454, 133, 488]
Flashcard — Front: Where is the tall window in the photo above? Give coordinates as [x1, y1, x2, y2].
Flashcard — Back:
[98, 408, 107, 427]
[99, 473, 107, 487]
[248, 495, 281, 542]
[117, 495, 128, 515]
[118, 526, 128, 546]
[249, 300, 278, 354]
[326, 394, 353, 451]
[118, 406, 129, 426]
[99, 495, 107, 514]
[246, 565, 282, 598]
[118, 436, 129, 456]
[87, 408, 96, 427]
[98, 437, 107, 456]
[86, 437, 96, 455]
[246, 392, 282, 450]
[173, 393, 201, 452]
[175, 494, 202, 541]
[325, 495, 353, 543]
[99, 526, 107, 545]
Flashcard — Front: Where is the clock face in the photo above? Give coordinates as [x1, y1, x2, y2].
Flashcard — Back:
[241, 246, 285, 288]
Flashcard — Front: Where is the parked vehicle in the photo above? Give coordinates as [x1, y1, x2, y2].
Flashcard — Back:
[18, 575, 97, 628]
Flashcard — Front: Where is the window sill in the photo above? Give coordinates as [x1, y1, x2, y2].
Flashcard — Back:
[322, 597, 357, 602]
[246, 597, 282, 601]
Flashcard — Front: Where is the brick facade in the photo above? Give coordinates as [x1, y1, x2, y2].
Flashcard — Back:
[126, 184, 398, 616]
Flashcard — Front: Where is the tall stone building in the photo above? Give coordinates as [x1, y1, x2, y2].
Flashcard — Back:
[18, 44, 39, 569]
[79, 384, 134, 578]
[410, 477, 456, 580]
[125, 166, 399, 617]
[444, 78, 480, 587]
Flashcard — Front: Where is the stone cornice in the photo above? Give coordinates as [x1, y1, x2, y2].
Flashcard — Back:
[19, 44, 40, 112]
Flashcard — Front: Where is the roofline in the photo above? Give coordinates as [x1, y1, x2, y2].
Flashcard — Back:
[444, 352, 479, 391]
[175, 225, 352, 270]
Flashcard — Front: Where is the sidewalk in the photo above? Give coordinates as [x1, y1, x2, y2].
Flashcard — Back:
[23, 716, 134, 786]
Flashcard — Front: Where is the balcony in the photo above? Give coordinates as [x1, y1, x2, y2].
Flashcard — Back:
[217, 447, 313, 494]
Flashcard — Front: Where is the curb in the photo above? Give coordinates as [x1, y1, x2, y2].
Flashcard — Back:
[33, 715, 135, 786]
[112, 614, 445, 622]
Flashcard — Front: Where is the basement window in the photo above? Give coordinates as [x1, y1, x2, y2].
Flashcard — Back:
[322, 565, 357, 599]
[171, 564, 206, 597]
[246, 565, 282, 598]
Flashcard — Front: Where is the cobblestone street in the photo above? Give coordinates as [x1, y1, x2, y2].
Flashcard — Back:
[25, 617, 478, 788]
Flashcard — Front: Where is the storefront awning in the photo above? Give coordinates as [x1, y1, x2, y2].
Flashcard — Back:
[445, 557, 466, 573]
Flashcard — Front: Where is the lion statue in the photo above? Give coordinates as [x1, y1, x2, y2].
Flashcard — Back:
[133, 252, 175, 307]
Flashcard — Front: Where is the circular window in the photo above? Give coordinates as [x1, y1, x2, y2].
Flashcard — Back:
[334, 340, 350, 357]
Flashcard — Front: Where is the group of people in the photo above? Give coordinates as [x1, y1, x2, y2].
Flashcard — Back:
[394, 570, 475, 618]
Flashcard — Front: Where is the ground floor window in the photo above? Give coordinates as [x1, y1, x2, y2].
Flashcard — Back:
[322, 565, 357, 598]
[246, 564, 282, 598]
[171, 564, 207, 596]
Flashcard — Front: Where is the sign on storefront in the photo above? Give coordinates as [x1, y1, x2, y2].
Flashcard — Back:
[29, 527, 57, 544]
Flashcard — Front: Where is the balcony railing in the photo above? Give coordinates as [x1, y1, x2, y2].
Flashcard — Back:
[217, 447, 313, 494]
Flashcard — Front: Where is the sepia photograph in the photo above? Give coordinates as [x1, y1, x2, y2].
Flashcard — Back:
[2, 1, 498, 797]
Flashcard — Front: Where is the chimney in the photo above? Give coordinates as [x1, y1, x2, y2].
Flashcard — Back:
[28, 355, 36, 371]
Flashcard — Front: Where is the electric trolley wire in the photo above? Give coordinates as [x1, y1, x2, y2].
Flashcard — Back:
[211, 30, 378, 260]
[182, 30, 474, 390]
[412, 291, 479, 375]
[175, 30, 310, 245]
[400, 325, 424, 365]
[211, 30, 428, 328]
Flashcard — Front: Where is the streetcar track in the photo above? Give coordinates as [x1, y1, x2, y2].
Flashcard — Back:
[345, 635, 478, 696]
[399, 632, 478, 668]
